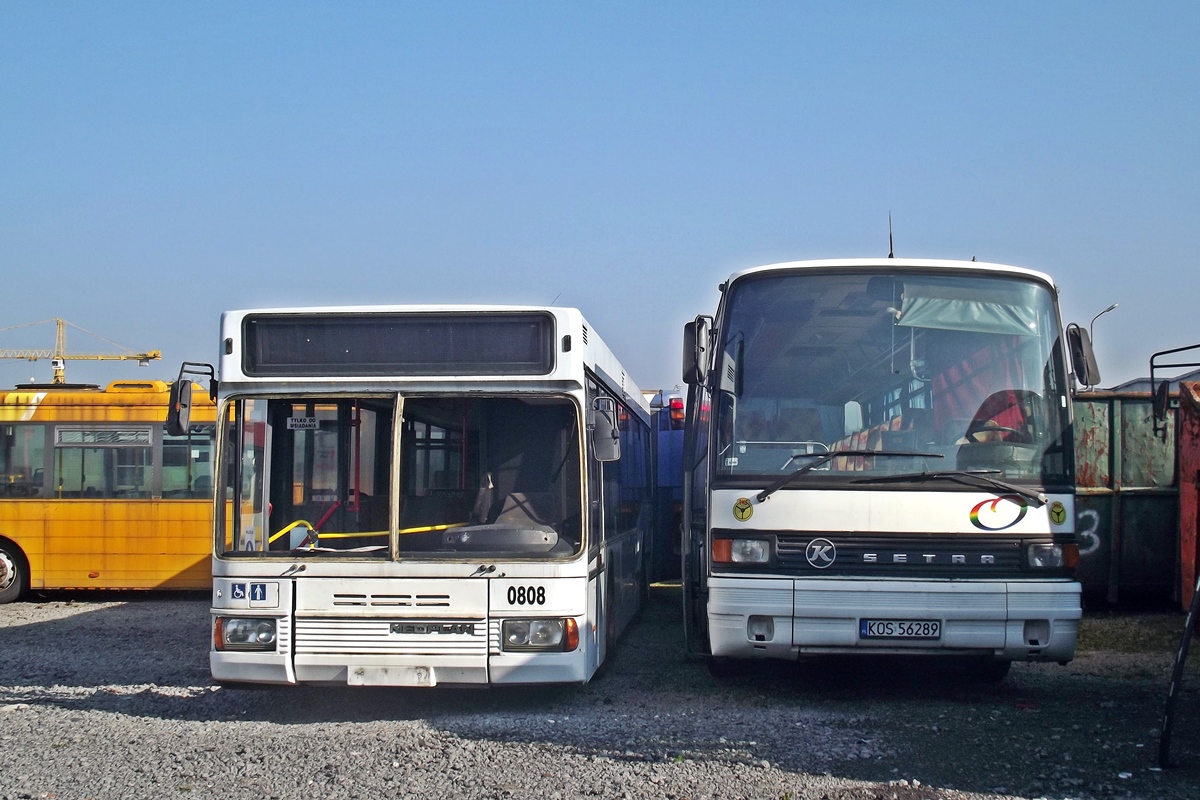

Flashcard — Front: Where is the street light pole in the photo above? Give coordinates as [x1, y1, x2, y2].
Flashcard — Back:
[1089, 303, 1118, 344]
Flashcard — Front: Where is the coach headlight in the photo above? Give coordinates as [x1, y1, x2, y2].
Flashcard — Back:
[214, 616, 277, 651]
[712, 538, 770, 564]
[502, 618, 579, 652]
[1027, 543, 1065, 569]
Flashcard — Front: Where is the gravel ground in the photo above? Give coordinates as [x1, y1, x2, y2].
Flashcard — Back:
[0, 586, 1198, 800]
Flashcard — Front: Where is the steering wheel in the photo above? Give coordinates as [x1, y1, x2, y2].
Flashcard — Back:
[963, 424, 1023, 443]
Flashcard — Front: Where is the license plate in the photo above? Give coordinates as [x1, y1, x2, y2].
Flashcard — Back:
[859, 619, 941, 640]
[347, 665, 435, 686]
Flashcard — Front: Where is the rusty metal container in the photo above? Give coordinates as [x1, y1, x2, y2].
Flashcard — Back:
[1073, 391, 1178, 605]
[1176, 382, 1200, 609]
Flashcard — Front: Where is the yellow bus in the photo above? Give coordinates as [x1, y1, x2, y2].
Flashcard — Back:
[0, 379, 216, 602]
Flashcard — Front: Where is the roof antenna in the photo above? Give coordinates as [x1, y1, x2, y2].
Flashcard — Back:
[887, 213, 894, 258]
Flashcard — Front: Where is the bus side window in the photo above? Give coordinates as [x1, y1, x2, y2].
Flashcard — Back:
[1, 423, 47, 498]
[162, 425, 215, 498]
[53, 427, 152, 499]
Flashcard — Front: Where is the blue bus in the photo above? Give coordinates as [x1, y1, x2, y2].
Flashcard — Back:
[646, 389, 685, 583]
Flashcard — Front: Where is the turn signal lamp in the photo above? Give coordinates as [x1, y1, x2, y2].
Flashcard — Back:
[712, 539, 732, 563]
[564, 618, 579, 651]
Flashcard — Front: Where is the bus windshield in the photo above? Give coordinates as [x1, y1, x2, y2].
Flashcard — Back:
[712, 270, 1072, 488]
[219, 395, 582, 559]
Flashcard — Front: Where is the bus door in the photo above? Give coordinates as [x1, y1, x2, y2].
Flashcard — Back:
[681, 381, 711, 654]
[587, 376, 636, 665]
[585, 378, 607, 671]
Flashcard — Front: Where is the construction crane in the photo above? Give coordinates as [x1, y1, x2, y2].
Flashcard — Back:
[0, 318, 161, 384]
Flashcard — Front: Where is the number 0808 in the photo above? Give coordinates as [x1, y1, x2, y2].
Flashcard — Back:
[507, 585, 546, 605]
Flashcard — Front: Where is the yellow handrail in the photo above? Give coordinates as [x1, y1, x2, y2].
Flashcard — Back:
[268, 520, 468, 544]
[268, 520, 314, 545]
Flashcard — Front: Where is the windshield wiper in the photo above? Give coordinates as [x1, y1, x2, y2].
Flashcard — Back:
[755, 450, 944, 502]
[850, 470, 1046, 506]
[289, 544, 387, 554]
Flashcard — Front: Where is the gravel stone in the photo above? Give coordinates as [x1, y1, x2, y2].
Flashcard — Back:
[0, 587, 1198, 799]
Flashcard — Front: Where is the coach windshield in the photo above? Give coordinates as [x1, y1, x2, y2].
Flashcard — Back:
[711, 269, 1073, 490]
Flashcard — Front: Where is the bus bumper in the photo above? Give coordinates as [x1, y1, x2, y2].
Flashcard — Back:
[489, 651, 589, 684]
[211, 651, 293, 685]
[708, 576, 1081, 663]
[212, 648, 589, 685]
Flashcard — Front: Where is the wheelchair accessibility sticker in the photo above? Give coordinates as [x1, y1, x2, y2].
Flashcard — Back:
[226, 581, 279, 608]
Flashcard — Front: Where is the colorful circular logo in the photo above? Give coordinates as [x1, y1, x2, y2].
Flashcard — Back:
[732, 497, 753, 522]
[969, 495, 1029, 531]
[1049, 501, 1067, 525]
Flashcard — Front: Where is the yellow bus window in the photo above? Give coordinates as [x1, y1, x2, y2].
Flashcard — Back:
[163, 424, 215, 498]
[1, 423, 46, 498]
[54, 427, 153, 499]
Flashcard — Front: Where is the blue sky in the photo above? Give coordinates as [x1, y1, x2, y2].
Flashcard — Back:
[2, 2, 1197, 392]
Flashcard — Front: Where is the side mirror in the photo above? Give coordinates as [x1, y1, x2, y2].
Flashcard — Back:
[166, 361, 218, 436]
[166, 380, 193, 436]
[1065, 324, 1101, 389]
[1149, 342, 1200, 440]
[682, 316, 711, 386]
[591, 396, 621, 462]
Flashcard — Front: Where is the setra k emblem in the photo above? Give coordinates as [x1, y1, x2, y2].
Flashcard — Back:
[805, 538, 836, 569]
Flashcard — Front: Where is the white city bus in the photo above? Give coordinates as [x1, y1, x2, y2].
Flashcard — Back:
[680, 259, 1100, 680]
[170, 306, 653, 686]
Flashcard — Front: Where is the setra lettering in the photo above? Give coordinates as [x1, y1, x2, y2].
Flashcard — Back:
[858, 552, 998, 566]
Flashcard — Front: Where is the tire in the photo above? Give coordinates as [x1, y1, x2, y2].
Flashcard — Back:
[968, 657, 1012, 682]
[707, 656, 741, 679]
[0, 541, 27, 604]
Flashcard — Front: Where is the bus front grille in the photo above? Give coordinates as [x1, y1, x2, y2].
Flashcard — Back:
[293, 618, 487, 655]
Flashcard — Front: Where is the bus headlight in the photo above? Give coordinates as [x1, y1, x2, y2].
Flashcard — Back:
[1027, 543, 1065, 569]
[214, 616, 277, 651]
[712, 538, 770, 564]
[502, 618, 579, 652]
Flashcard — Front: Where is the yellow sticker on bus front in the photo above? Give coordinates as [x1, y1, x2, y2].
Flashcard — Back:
[733, 497, 753, 522]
